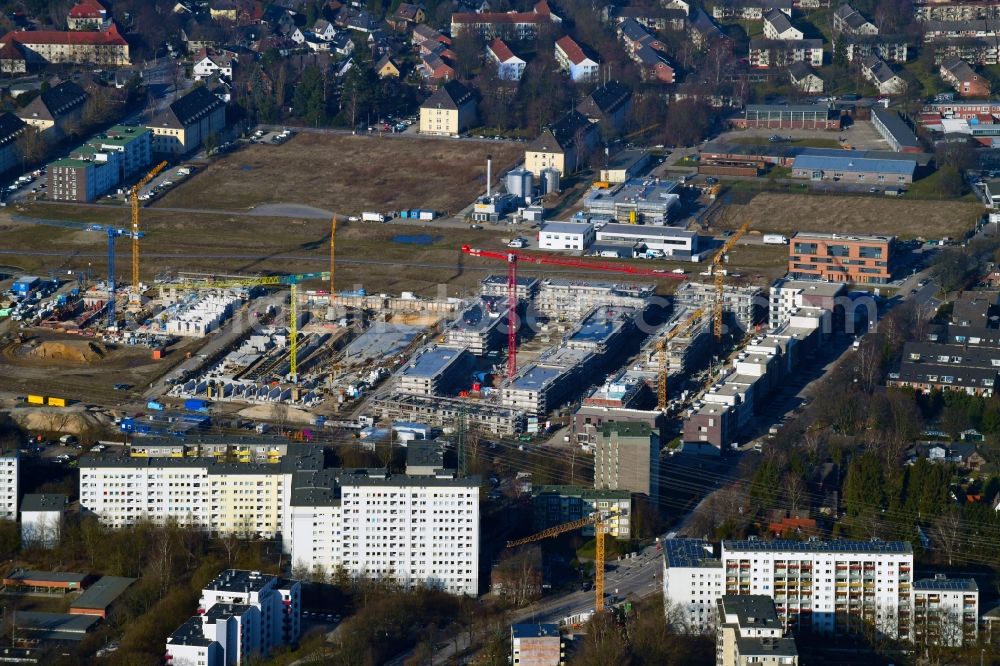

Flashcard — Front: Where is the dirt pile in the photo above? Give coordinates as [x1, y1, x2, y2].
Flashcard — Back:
[23, 340, 107, 364]
[12, 408, 109, 436]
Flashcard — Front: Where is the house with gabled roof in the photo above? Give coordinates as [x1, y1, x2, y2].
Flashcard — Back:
[419, 80, 477, 136]
[525, 110, 600, 175]
[146, 85, 227, 155]
[17, 80, 88, 141]
[487, 38, 526, 81]
[555, 35, 599, 82]
[67, 0, 109, 30]
[788, 61, 823, 92]
[576, 81, 632, 132]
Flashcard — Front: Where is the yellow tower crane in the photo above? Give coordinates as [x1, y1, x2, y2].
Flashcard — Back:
[130, 160, 168, 296]
[507, 510, 619, 614]
[712, 220, 752, 341]
[656, 307, 705, 411]
[176, 272, 329, 382]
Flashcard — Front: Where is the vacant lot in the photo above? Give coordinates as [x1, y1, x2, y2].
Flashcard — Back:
[713, 192, 982, 240]
[154, 134, 525, 215]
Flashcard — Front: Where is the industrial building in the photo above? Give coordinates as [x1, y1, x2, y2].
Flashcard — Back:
[788, 232, 896, 284]
[532, 485, 632, 539]
[165, 570, 300, 666]
[595, 223, 700, 259]
[396, 345, 474, 396]
[790, 153, 916, 184]
[538, 221, 596, 251]
[583, 178, 682, 224]
[594, 422, 659, 498]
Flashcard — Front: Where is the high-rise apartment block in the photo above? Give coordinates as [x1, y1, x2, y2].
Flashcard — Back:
[594, 422, 659, 499]
[80, 445, 481, 597]
[166, 569, 300, 666]
[716, 595, 798, 666]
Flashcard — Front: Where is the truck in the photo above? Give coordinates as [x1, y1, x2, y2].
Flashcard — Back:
[362, 212, 386, 223]
[762, 234, 789, 245]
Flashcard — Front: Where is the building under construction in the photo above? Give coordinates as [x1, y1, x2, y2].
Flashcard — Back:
[445, 297, 507, 355]
[534, 278, 656, 321]
[369, 392, 526, 436]
[673, 281, 764, 336]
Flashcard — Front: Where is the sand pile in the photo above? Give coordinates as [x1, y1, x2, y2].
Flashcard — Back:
[24, 340, 107, 364]
[238, 404, 316, 425]
[12, 408, 109, 436]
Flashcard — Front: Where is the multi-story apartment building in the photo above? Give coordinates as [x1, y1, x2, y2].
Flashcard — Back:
[594, 422, 659, 499]
[17, 80, 88, 141]
[49, 125, 153, 202]
[419, 80, 478, 137]
[721, 539, 913, 638]
[450, 1, 557, 40]
[788, 232, 895, 284]
[662, 539, 725, 630]
[166, 569, 300, 666]
[148, 85, 226, 155]
[0, 451, 18, 520]
[532, 485, 632, 539]
[716, 595, 799, 666]
[82, 447, 482, 598]
[668, 539, 979, 647]
[396, 345, 474, 396]
[0, 24, 129, 67]
[768, 279, 847, 330]
[749, 38, 824, 68]
[915, 0, 1000, 21]
[912, 575, 978, 647]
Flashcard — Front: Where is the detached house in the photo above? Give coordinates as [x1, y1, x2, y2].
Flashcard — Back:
[389, 3, 425, 30]
[376, 55, 401, 78]
[861, 55, 906, 94]
[832, 4, 878, 35]
[193, 50, 236, 80]
[555, 35, 600, 82]
[525, 110, 600, 176]
[487, 38, 526, 81]
[940, 56, 991, 96]
[312, 19, 337, 41]
[419, 80, 477, 137]
[763, 8, 803, 40]
[788, 61, 824, 93]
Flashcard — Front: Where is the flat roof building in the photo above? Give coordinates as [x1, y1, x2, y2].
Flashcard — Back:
[584, 178, 682, 224]
[599, 149, 651, 184]
[733, 103, 840, 130]
[511, 623, 565, 666]
[595, 223, 699, 258]
[445, 297, 506, 355]
[595, 422, 659, 498]
[536, 278, 655, 321]
[789, 232, 896, 284]
[69, 576, 136, 618]
[790, 153, 916, 183]
[533, 485, 632, 539]
[396, 345, 474, 396]
[538, 221, 596, 252]
[716, 595, 798, 666]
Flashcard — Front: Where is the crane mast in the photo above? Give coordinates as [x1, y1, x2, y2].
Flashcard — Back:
[712, 220, 752, 341]
[130, 160, 168, 297]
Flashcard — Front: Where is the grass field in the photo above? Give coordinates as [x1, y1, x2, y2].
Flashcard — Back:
[153, 134, 525, 216]
[729, 137, 842, 149]
[712, 192, 982, 239]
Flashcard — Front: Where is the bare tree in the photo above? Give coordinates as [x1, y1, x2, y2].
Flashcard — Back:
[783, 474, 808, 513]
[855, 339, 882, 394]
[932, 509, 963, 566]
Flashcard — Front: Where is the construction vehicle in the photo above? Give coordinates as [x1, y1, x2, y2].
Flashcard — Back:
[130, 160, 168, 297]
[461, 245, 687, 379]
[507, 510, 620, 614]
[656, 308, 704, 411]
[711, 220, 751, 341]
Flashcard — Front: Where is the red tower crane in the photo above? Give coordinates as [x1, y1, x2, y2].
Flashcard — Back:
[460, 244, 687, 380]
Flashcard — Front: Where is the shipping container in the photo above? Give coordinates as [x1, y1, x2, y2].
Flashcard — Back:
[152, 348, 165, 360]
[400, 210, 409, 219]
[27, 394, 44, 405]
[184, 398, 208, 411]
[46, 397, 66, 407]
[147, 401, 164, 411]
[418, 210, 436, 221]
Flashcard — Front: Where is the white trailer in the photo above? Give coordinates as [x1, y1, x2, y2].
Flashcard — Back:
[362, 212, 386, 223]
[762, 234, 788, 245]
